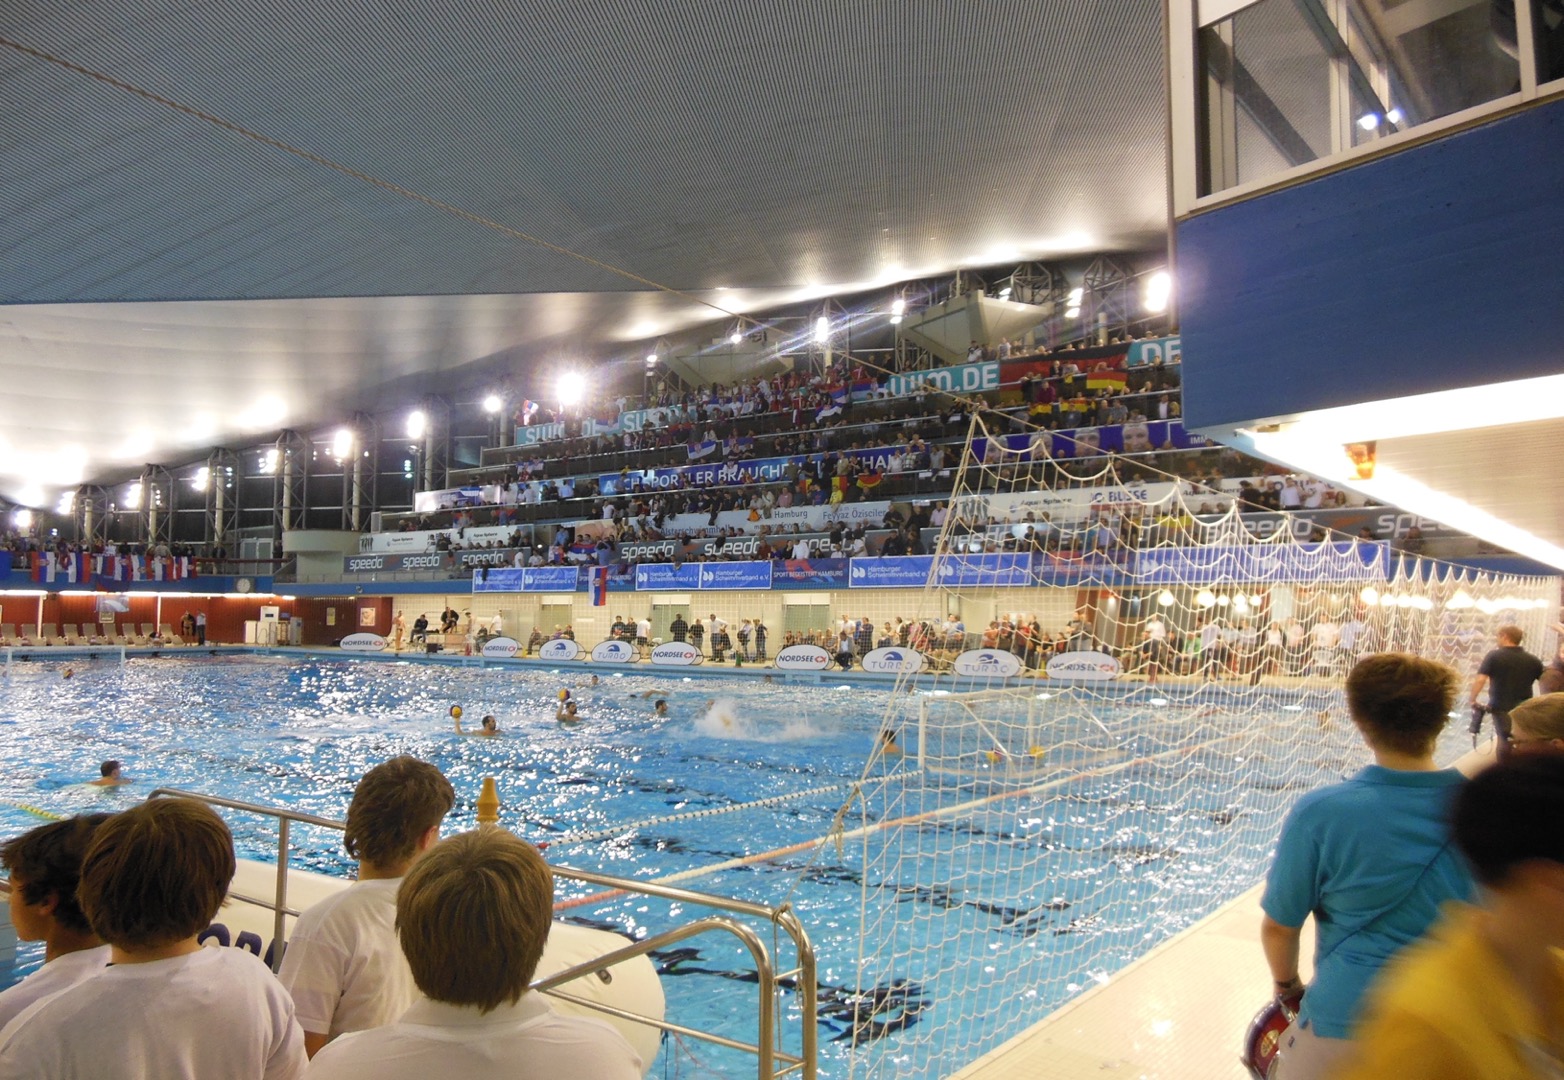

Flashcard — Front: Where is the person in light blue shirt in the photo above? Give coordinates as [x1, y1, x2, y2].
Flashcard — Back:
[1260, 652, 1475, 1080]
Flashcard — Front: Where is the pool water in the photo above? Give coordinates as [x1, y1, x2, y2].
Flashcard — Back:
[0, 655, 1473, 1078]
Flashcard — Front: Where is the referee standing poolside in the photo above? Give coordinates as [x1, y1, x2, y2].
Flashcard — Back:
[1470, 625, 1544, 762]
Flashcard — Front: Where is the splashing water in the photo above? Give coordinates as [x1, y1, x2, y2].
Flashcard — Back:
[694, 697, 828, 742]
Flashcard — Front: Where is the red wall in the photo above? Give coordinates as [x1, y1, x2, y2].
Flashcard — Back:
[0, 594, 297, 644]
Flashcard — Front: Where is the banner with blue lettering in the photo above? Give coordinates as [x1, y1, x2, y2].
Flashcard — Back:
[635, 563, 703, 590]
[1135, 542, 1388, 584]
[1125, 335, 1182, 368]
[473, 566, 583, 593]
[973, 421, 1213, 461]
[848, 556, 935, 588]
[884, 361, 1001, 398]
[772, 558, 849, 589]
[932, 553, 1033, 586]
[516, 421, 565, 445]
[697, 561, 774, 590]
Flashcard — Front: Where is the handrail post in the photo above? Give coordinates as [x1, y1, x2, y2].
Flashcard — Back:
[272, 818, 290, 972]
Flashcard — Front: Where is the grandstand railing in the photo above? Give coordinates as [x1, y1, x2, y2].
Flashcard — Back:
[146, 786, 818, 1080]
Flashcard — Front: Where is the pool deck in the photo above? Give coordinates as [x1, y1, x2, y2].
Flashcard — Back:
[950, 740, 1496, 1080]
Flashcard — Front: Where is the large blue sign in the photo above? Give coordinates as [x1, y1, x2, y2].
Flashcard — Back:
[933, 553, 1034, 586]
[472, 566, 583, 593]
[1125, 335, 1182, 368]
[848, 556, 935, 588]
[973, 421, 1212, 462]
[772, 558, 849, 589]
[635, 562, 703, 590]
[697, 561, 774, 590]
[1135, 542, 1388, 584]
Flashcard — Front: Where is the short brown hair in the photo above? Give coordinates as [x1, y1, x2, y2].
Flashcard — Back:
[1497, 625, 1524, 645]
[1344, 653, 1457, 755]
[1510, 693, 1564, 742]
[0, 814, 113, 935]
[79, 798, 234, 949]
[397, 829, 552, 1012]
[343, 756, 455, 866]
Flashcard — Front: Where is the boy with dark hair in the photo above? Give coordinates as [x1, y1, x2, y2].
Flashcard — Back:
[307, 828, 640, 1079]
[1259, 653, 1475, 1079]
[1337, 754, 1564, 1078]
[280, 756, 454, 1058]
[0, 814, 113, 1029]
[0, 798, 305, 1078]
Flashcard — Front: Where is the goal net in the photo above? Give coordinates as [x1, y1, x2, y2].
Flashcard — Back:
[834, 412, 1558, 1080]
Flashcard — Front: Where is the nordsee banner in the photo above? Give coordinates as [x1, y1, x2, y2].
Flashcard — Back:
[884, 361, 1000, 398]
[1135, 542, 1389, 584]
[698, 562, 773, 590]
[933, 553, 1033, 587]
[635, 563, 703, 590]
[848, 556, 935, 588]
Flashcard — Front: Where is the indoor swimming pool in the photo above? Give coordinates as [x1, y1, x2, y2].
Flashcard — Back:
[0, 654, 1473, 1078]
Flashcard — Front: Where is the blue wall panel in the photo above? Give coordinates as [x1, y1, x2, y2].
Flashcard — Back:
[1177, 97, 1564, 430]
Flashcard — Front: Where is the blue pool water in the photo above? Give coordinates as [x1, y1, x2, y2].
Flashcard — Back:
[0, 655, 1473, 1077]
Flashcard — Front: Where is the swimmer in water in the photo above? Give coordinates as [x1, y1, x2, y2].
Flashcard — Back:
[653, 699, 668, 718]
[557, 701, 580, 723]
[586, 674, 600, 687]
[879, 728, 902, 755]
[454, 711, 501, 737]
[88, 760, 129, 787]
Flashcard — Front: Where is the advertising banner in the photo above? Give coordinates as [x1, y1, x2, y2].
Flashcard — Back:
[518, 566, 584, 592]
[339, 633, 388, 652]
[1045, 651, 1122, 681]
[1125, 335, 1182, 368]
[516, 421, 565, 445]
[951, 649, 1023, 678]
[772, 558, 850, 589]
[773, 644, 833, 672]
[861, 647, 928, 674]
[481, 637, 520, 658]
[697, 562, 773, 590]
[590, 639, 640, 664]
[973, 421, 1212, 462]
[650, 641, 704, 666]
[848, 556, 934, 589]
[932, 553, 1033, 587]
[344, 552, 446, 574]
[1134, 542, 1389, 584]
[884, 361, 1000, 398]
[537, 638, 583, 661]
[635, 563, 702, 591]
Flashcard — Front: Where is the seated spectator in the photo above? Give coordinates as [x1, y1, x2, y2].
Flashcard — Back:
[1509, 693, 1564, 754]
[306, 828, 641, 1079]
[0, 814, 113, 1030]
[1260, 654, 1474, 1080]
[1335, 755, 1564, 1080]
[279, 757, 455, 1057]
[0, 798, 305, 1079]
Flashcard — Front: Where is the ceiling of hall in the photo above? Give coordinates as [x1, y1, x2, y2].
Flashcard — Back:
[0, 0, 1167, 504]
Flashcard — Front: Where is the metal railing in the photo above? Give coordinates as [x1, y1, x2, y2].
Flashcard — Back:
[146, 784, 818, 1080]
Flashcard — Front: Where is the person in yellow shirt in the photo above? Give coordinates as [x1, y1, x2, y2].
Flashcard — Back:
[1334, 754, 1564, 1080]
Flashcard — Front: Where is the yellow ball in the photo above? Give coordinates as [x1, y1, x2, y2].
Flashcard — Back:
[558, 689, 570, 701]
[450, 705, 463, 719]
[985, 750, 1003, 764]
[1028, 745, 1046, 759]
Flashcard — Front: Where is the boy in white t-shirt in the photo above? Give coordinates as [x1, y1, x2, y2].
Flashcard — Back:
[0, 797, 305, 1079]
[0, 814, 114, 1031]
[307, 828, 641, 1080]
[279, 756, 454, 1057]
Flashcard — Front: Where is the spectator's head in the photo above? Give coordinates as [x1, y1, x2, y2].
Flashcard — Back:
[1497, 625, 1524, 646]
[1344, 653, 1457, 756]
[1451, 755, 1564, 909]
[1510, 694, 1564, 754]
[78, 798, 234, 950]
[398, 829, 553, 1013]
[2, 813, 113, 939]
[344, 756, 455, 870]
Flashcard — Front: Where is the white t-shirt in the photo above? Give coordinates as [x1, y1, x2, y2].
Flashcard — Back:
[307, 995, 641, 1080]
[1311, 621, 1341, 649]
[0, 945, 304, 1080]
[278, 878, 416, 1039]
[0, 945, 111, 1031]
[636, 619, 651, 640]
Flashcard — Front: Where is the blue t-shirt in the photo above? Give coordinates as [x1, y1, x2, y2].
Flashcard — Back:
[1261, 765, 1474, 1039]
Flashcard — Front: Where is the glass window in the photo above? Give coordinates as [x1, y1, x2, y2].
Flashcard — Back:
[1533, 0, 1564, 84]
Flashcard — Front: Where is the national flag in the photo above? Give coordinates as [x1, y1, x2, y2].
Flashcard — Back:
[816, 403, 843, 421]
[687, 439, 718, 460]
[590, 566, 610, 607]
[856, 471, 883, 490]
[519, 399, 540, 425]
[1086, 371, 1128, 392]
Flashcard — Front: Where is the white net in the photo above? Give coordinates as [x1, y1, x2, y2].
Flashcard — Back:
[831, 412, 1559, 1080]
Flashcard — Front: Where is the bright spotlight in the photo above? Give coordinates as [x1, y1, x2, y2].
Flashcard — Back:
[1142, 270, 1171, 314]
[1357, 113, 1381, 131]
[191, 467, 210, 491]
[890, 315, 902, 325]
[482, 394, 503, 414]
[1360, 585, 1380, 605]
[12, 508, 33, 530]
[1216, 594, 1231, 607]
[1385, 107, 1403, 125]
[1196, 589, 1217, 608]
[1065, 306, 1081, 319]
[55, 491, 75, 515]
[1157, 589, 1175, 607]
[557, 371, 587, 407]
[332, 428, 354, 460]
[891, 298, 906, 317]
[646, 353, 658, 366]
[260, 448, 280, 475]
[814, 317, 830, 344]
[998, 287, 1012, 299]
[406, 410, 428, 440]
[730, 332, 743, 345]
[1067, 286, 1084, 305]
[124, 483, 143, 511]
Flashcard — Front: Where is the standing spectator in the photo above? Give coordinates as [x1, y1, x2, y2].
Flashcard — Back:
[753, 618, 768, 662]
[279, 757, 454, 1058]
[1470, 625, 1545, 762]
[689, 618, 705, 655]
[0, 814, 113, 1030]
[1260, 654, 1474, 1080]
[0, 798, 306, 1080]
[669, 613, 688, 642]
[194, 610, 207, 645]
[306, 829, 641, 1080]
[635, 615, 651, 649]
[737, 619, 752, 660]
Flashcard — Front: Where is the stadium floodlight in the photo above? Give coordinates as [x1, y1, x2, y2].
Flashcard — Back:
[1195, 588, 1217, 608]
[1067, 286, 1084, 305]
[12, 508, 32, 529]
[332, 428, 354, 460]
[1064, 306, 1081, 319]
[1385, 107, 1403, 125]
[1157, 589, 1175, 607]
[124, 483, 143, 511]
[1142, 270, 1171, 314]
[1359, 585, 1380, 605]
[557, 371, 587, 407]
[55, 491, 75, 515]
[191, 467, 210, 491]
[406, 410, 427, 440]
[730, 332, 743, 345]
[1357, 112, 1380, 131]
[891, 298, 906, 317]
[998, 287, 1012, 299]
[814, 317, 830, 344]
[890, 315, 903, 325]
[646, 353, 658, 366]
[482, 394, 503, 414]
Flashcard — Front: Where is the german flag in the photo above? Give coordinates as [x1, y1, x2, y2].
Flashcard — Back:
[1086, 371, 1128, 392]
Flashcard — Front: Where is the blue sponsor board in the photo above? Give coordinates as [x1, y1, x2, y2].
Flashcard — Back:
[848, 556, 934, 588]
[473, 566, 582, 593]
[772, 558, 849, 589]
[1135, 542, 1389, 584]
[884, 360, 1000, 397]
[697, 561, 774, 590]
[635, 562, 703, 590]
[974, 420, 1212, 461]
[1125, 335, 1182, 368]
[932, 553, 1034, 586]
